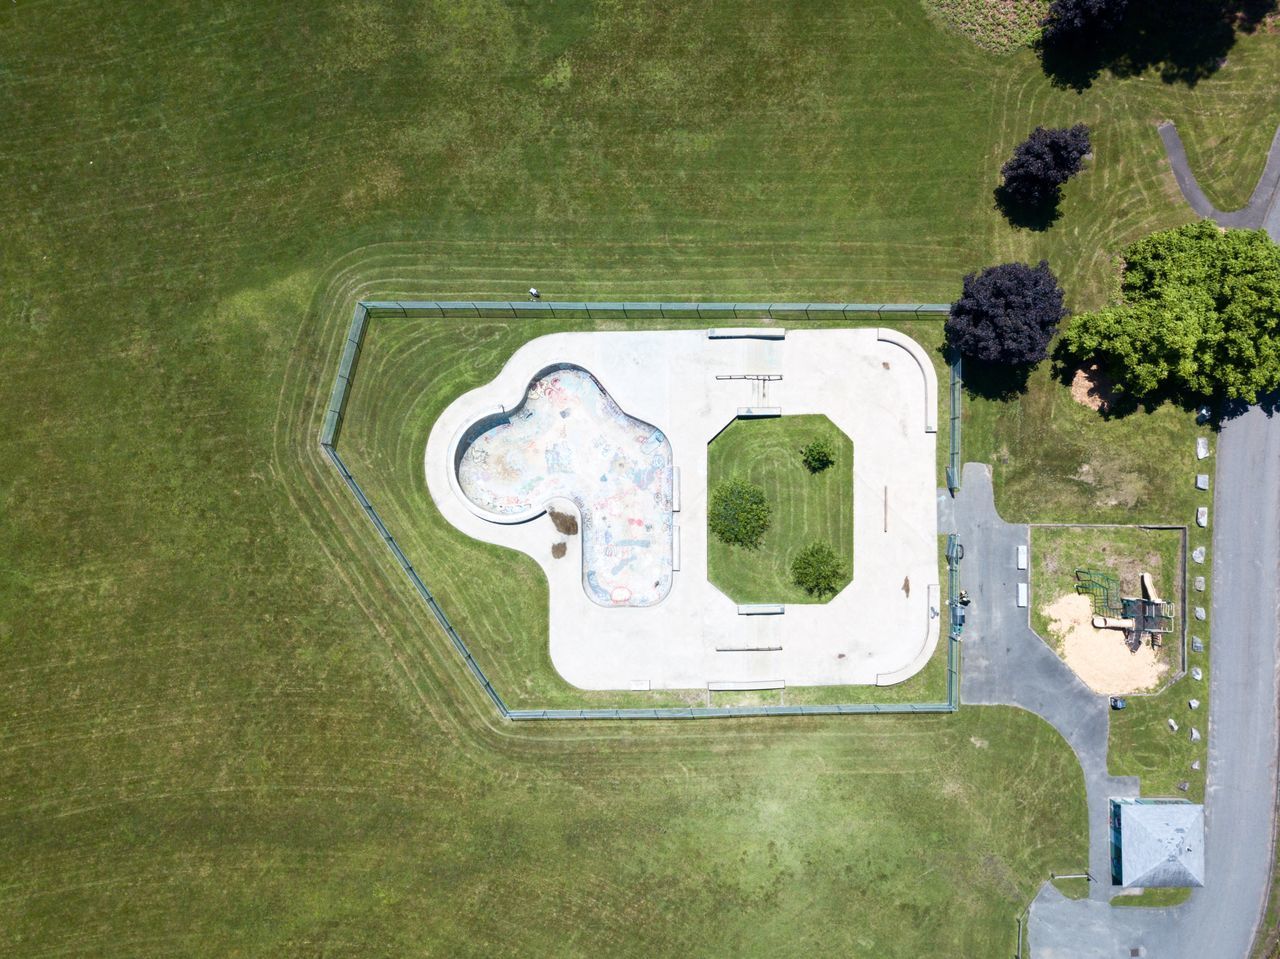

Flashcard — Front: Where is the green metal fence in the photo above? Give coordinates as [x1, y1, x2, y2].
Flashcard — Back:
[320, 299, 963, 721]
[362, 300, 951, 321]
[946, 533, 965, 703]
[946, 354, 963, 494]
[321, 303, 368, 448]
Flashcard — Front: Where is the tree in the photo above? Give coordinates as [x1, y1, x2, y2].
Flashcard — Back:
[999, 124, 1092, 211]
[945, 260, 1068, 366]
[800, 437, 835, 473]
[1061, 221, 1280, 403]
[791, 542, 846, 598]
[1040, 0, 1129, 43]
[708, 477, 771, 549]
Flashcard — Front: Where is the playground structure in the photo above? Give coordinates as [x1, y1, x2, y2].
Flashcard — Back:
[1075, 568, 1176, 651]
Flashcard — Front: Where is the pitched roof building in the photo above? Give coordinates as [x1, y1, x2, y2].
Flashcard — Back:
[1110, 798, 1205, 888]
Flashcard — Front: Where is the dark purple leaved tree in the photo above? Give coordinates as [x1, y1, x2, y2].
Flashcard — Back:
[1040, 0, 1129, 43]
[945, 261, 1068, 365]
[1000, 124, 1092, 210]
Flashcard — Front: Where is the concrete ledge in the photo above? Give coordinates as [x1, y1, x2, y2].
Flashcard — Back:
[877, 327, 938, 434]
[736, 407, 782, 418]
[707, 327, 786, 339]
[737, 604, 785, 615]
[708, 679, 786, 690]
[875, 583, 942, 686]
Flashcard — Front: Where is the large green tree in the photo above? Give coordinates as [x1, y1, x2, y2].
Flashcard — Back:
[1062, 221, 1280, 403]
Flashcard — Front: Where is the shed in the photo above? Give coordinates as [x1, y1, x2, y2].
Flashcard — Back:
[1109, 798, 1205, 888]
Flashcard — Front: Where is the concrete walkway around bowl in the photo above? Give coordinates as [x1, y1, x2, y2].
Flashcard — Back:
[426, 328, 940, 692]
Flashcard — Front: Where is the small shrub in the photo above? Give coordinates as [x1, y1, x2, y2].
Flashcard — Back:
[800, 437, 836, 473]
[791, 542, 847, 597]
[708, 477, 771, 549]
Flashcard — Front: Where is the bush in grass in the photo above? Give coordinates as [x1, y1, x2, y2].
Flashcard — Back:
[999, 124, 1091, 211]
[791, 542, 846, 597]
[800, 437, 836, 473]
[945, 260, 1068, 365]
[708, 477, 771, 549]
[1061, 221, 1280, 403]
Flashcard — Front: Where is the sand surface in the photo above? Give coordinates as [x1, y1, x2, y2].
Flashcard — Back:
[1044, 592, 1167, 694]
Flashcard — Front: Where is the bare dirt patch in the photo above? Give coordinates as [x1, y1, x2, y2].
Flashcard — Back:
[551, 542, 567, 559]
[1070, 362, 1117, 413]
[547, 508, 578, 535]
[1045, 593, 1167, 694]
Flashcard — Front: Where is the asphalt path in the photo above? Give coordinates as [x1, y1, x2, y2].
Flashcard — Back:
[1159, 121, 1280, 234]
[953, 466, 1138, 904]
[965, 122, 1280, 957]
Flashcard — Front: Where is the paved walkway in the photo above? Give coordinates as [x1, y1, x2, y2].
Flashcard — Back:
[953, 465, 1138, 903]
[1159, 121, 1280, 239]
[949, 125, 1280, 957]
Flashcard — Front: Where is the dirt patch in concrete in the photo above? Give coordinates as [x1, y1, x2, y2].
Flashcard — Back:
[551, 542, 567, 559]
[1045, 592, 1167, 694]
[1070, 362, 1117, 413]
[547, 509, 578, 535]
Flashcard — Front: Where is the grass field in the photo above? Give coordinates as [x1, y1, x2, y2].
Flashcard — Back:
[963, 364, 1212, 524]
[707, 415, 854, 604]
[2, 0, 1276, 954]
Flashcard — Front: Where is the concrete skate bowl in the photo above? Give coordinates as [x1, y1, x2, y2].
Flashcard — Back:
[454, 364, 674, 607]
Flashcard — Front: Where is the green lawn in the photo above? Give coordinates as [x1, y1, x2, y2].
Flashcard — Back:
[2, 0, 1275, 954]
[963, 363, 1212, 525]
[707, 415, 854, 604]
[1113, 887, 1192, 908]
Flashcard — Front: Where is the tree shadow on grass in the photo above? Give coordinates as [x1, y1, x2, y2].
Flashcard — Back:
[1038, 0, 1278, 92]
[1049, 351, 1146, 419]
[993, 184, 1063, 232]
[961, 357, 1036, 401]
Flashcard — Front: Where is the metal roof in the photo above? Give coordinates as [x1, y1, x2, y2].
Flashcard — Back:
[1116, 800, 1205, 888]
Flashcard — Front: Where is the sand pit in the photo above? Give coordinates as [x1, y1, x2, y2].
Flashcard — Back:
[1044, 593, 1168, 694]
